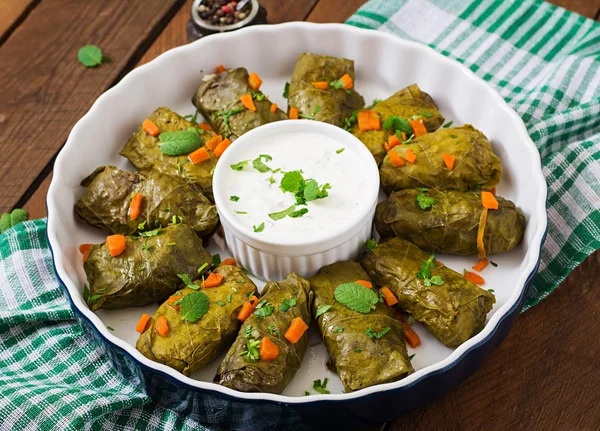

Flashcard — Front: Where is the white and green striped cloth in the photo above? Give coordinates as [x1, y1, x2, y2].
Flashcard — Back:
[348, 0, 600, 311]
[1, 0, 599, 429]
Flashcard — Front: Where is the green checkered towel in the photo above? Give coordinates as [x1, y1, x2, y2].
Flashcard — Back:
[348, 0, 600, 311]
[2, 1, 600, 429]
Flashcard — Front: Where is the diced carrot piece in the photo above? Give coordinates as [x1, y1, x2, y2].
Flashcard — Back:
[240, 94, 256, 112]
[248, 72, 263, 91]
[106, 235, 126, 257]
[213, 138, 232, 158]
[401, 320, 420, 348]
[188, 147, 211, 165]
[289, 107, 298, 119]
[128, 193, 143, 220]
[205, 135, 223, 151]
[357, 110, 371, 131]
[389, 150, 405, 167]
[338, 73, 353, 89]
[219, 258, 237, 267]
[259, 337, 279, 361]
[387, 134, 401, 150]
[401, 132, 407, 140]
[249, 295, 259, 306]
[285, 317, 308, 344]
[270, 103, 277, 113]
[155, 316, 169, 336]
[380, 287, 398, 307]
[409, 119, 427, 137]
[203, 272, 224, 288]
[443, 153, 456, 170]
[369, 115, 381, 131]
[464, 270, 485, 285]
[481, 191, 499, 209]
[354, 280, 373, 289]
[238, 301, 256, 322]
[135, 313, 151, 333]
[142, 119, 160, 137]
[79, 244, 92, 263]
[199, 123, 213, 131]
[216, 64, 225, 74]
[404, 148, 417, 164]
[311, 81, 328, 90]
[167, 295, 182, 311]
[472, 258, 489, 272]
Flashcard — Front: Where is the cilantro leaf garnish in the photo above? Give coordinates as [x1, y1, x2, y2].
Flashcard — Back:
[289, 208, 308, 218]
[416, 255, 445, 287]
[268, 324, 280, 337]
[279, 297, 297, 312]
[254, 305, 274, 318]
[315, 304, 332, 318]
[230, 160, 249, 171]
[230, 195, 240, 202]
[382, 115, 413, 136]
[179, 291, 209, 322]
[416, 192, 435, 210]
[364, 239, 378, 253]
[334, 283, 379, 314]
[252, 154, 273, 173]
[213, 108, 243, 136]
[240, 339, 261, 362]
[253, 223, 265, 233]
[420, 111, 433, 118]
[77, 45, 108, 68]
[365, 327, 391, 339]
[242, 325, 254, 339]
[299, 106, 322, 120]
[280, 171, 330, 205]
[313, 378, 330, 394]
[138, 228, 162, 237]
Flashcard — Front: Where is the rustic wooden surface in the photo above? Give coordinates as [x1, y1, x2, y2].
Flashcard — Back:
[2, 0, 600, 430]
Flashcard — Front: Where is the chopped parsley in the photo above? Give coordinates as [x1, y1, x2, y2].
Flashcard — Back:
[420, 111, 433, 118]
[107, 326, 115, 331]
[279, 297, 297, 312]
[332, 327, 344, 334]
[239, 339, 261, 362]
[268, 324, 280, 337]
[409, 354, 416, 360]
[235, 211, 248, 215]
[242, 325, 253, 339]
[329, 79, 344, 89]
[252, 154, 273, 173]
[313, 378, 330, 394]
[282, 82, 290, 98]
[364, 238, 378, 253]
[230, 195, 240, 202]
[416, 255, 445, 287]
[299, 105, 322, 120]
[254, 305, 274, 318]
[213, 107, 243, 136]
[250, 90, 266, 101]
[216, 301, 226, 306]
[336, 148, 345, 154]
[490, 261, 498, 267]
[177, 273, 199, 290]
[382, 115, 412, 136]
[416, 190, 436, 210]
[253, 222, 265, 233]
[354, 349, 362, 353]
[280, 170, 330, 205]
[365, 327, 390, 339]
[226, 293, 233, 303]
[488, 289, 495, 293]
[230, 160, 250, 171]
[138, 228, 162, 237]
[443, 121, 454, 128]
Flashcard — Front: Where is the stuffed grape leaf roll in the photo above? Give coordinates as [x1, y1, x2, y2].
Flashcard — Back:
[75, 166, 218, 239]
[120, 107, 217, 201]
[215, 273, 312, 394]
[350, 84, 444, 164]
[309, 261, 413, 392]
[361, 238, 495, 347]
[192, 67, 287, 141]
[136, 265, 257, 376]
[84, 224, 211, 311]
[288, 53, 365, 126]
[380, 125, 502, 193]
[375, 189, 526, 255]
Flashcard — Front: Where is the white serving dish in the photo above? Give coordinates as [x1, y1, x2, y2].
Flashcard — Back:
[46, 22, 547, 408]
[213, 120, 380, 281]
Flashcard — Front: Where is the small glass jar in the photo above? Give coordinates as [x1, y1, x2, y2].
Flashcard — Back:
[187, 0, 267, 42]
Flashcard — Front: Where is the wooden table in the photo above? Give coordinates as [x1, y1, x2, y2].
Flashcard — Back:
[1, 0, 599, 429]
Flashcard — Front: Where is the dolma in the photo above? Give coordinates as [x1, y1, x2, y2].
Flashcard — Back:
[288, 53, 365, 126]
[375, 189, 526, 255]
[361, 238, 496, 347]
[84, 224, 211, 311]
[351, 84, 444, 164]
[136, 265, 257, 376]
[309, 261, 413, 392]
[120, 107, 216, 200]
[215, 273, 312, 394]
[192, 67, 287, 141]
[380, 125, 502, 193]
[75, 166, 218, 239]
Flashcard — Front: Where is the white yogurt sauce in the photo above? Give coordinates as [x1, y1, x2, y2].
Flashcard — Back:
[221, 131, 371, 242]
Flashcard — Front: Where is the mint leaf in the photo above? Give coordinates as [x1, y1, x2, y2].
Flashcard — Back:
[78, 45, 104, 67]
[230, 160, 249, 171]
[303, 180, 319, 201]
[334, 283, 379, 313]
[365, 327, 391, 339]
[253, 223, 265, 233]
[230, 195, 240, 202]
[313, 378, 330, 394]
[179, 291, 209, 322]
[382, 115, 412, 135]
[279, 297, 297, 312]
[252, 154, 273, 173]
[364, 239, 378, 253]
[416, 193, 435, 210]
[158, 129, 203, 156]
[315, 304, 332, 318]
[269, 204, 296, 221]
[280, 171, 305, 194]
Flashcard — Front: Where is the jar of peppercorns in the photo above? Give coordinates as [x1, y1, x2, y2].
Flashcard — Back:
[187, 0, 267, 42]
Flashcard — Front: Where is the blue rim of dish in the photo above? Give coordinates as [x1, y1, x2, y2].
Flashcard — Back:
[46, 196, 548, 408]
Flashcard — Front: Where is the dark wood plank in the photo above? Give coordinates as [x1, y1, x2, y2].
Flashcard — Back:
[22, 174, 51, 221]
[389, 249, 600, 431]
[547, 0, 600, 19]
[0, 0, 39, 45]
[0, 0, 186, 213]
[306, 0, 367, 23]
[260, 0, 319, 24]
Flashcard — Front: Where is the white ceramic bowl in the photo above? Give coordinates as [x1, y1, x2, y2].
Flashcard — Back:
[213, 120, 380, 281]
[46, 22, 547, 411]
